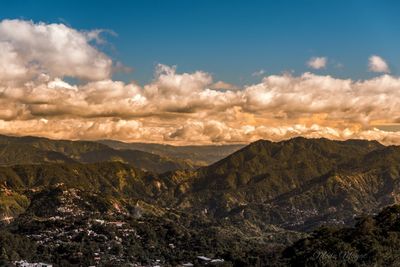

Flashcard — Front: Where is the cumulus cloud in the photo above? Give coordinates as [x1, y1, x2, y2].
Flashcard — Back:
[307, 57, 327, 69]
[368, 55, 390, 73]
[2, 66, 400, 144]
[0, 19, 112, 83]
[1, 19, 400, 145]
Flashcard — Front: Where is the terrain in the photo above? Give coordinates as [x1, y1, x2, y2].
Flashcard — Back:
[1, 135, 400, 266]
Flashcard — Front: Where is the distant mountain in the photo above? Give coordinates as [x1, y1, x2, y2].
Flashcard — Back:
[195, 137, 383, 192]
[0, 135, 193, 173]
[98, 139, 245, 166]
[0, 143, 78, 165]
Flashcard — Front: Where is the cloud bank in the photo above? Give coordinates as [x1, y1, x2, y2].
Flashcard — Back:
[0, 19, 400, 145]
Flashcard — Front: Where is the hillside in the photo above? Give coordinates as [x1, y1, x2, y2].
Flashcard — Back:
[0, 161, 175, 220]
[0, 135, 193, 173]
[0, 162, 302, 266]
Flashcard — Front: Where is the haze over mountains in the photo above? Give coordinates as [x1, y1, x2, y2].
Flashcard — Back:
[1, 134, 400, 265]
[98, 139, 245, 166]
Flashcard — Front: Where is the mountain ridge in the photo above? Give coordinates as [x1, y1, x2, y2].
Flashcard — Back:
[0, 134, 194, 173]
[1, 135, 400, 265]
[170, 137, 400, 230]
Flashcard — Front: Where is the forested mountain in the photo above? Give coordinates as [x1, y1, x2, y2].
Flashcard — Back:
[176, 137, 398, 231]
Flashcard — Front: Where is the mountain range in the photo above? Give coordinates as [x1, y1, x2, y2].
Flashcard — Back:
[178, 137, 399, 231]
[1, 135, 400, 266]
[0, 134, 196, 173]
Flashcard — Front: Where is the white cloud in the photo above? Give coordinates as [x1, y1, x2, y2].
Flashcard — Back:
[1, 67, 400, 144]
[307, 57, 327, 69]
[0, 41, 30, 83]
[368, 55, 390, 73]
[0, 19, 112, 82]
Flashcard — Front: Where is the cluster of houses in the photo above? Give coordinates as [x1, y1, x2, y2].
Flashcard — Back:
[26, 216, 140, 264]
[13, 260, 52, 267]
[11, 187, 227, 266]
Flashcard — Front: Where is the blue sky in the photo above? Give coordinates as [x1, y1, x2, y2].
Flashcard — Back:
[2, 0, 400, 85]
